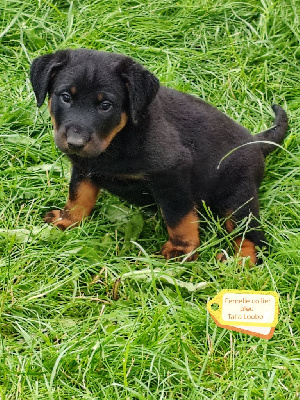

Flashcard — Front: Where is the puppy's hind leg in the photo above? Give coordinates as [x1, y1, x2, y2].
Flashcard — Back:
[220, 188, 267, 265]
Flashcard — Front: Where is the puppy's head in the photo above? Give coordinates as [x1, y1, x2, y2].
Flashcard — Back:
[30, 49, 159, 158]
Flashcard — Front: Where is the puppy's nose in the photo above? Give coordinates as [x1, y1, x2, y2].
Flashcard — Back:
[67, 136, 85, 150]
[66, 126, 87, 151]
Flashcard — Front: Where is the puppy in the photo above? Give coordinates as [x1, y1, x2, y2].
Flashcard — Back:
[30, 49, 288, 263]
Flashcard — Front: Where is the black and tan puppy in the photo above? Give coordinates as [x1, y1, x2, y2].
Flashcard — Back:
[30, 49, 288, 264]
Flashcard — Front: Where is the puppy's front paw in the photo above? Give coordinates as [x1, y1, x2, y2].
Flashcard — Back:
[161, 240, 198, 261]
[44, 210, 74, 231]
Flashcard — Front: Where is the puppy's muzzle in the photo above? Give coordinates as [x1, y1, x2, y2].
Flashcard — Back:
[66, 125, 91, 152]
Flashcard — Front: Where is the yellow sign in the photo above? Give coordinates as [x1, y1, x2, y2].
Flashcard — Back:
[207, 290, 279, 339]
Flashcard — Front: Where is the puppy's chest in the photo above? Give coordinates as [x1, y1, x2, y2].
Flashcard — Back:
[91, 169, 149, 194]
[74, 151, 147, 180]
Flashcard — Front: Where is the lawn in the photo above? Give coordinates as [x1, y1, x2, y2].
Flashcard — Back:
[0, 0, 299, 398]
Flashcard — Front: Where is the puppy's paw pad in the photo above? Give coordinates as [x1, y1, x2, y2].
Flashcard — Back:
[44, 210, 62, 224]
[44, 210, 73, 231]
[161, 241, 198, 261]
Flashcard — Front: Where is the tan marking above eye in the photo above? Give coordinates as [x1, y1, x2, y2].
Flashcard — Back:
[70, 86, 77, 95]
[97, 93, 104, 102]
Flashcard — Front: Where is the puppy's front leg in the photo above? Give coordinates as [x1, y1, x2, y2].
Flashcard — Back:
[45, 169, 100, 231]
[151, 172, 199, 261]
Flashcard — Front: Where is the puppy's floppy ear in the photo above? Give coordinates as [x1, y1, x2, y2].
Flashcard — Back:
[30, 50, 69, 107]
[117, 57, 159, 124]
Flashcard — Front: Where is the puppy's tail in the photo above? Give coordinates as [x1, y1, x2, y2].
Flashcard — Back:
[255, 104, 288, 157]
[255, 105, 288, 157]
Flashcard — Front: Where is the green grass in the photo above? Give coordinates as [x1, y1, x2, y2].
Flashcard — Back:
[0, 0, 299, 398]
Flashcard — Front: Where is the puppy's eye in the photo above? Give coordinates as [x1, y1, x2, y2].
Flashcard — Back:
[99, 101, 112, 111]
[60, 93, 71, 103]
